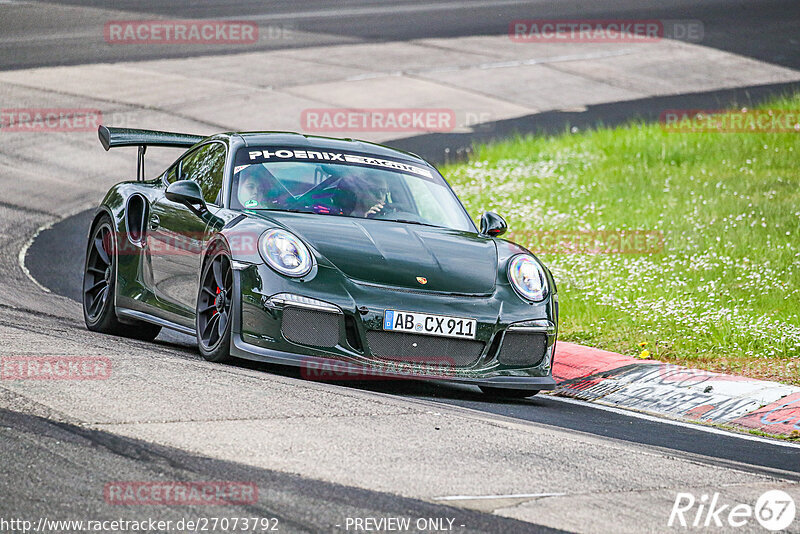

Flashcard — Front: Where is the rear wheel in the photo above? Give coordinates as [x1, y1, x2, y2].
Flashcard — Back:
[479, 386, 539, 399]
[196, 250, 234, 363]
[83, 215, 161, 341]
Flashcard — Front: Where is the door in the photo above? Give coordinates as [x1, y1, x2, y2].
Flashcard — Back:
[148, 142, 227, 322]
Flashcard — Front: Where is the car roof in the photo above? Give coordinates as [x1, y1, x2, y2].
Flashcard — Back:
[230, 131, 429, 166]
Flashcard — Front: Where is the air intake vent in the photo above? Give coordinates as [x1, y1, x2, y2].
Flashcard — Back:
[365, 331, 484, 368]
[497, 332, 547, 367]
[281, 307, 341, 348]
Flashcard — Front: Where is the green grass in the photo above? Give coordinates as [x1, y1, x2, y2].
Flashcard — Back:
[442, 95, 800, 385]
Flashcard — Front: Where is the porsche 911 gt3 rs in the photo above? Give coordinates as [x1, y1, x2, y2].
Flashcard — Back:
[83, 126, 558, 398]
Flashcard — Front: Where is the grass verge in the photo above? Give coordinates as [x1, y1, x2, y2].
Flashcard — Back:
[443, 95, 800, 385]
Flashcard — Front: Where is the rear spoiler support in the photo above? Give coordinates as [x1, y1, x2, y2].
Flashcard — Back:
[98, 125, 204, 181]
[137, 145, 147, 181]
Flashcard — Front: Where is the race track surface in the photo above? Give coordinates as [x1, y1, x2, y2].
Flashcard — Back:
[1, 0, 799, 70]
[3, 1, 800, 532]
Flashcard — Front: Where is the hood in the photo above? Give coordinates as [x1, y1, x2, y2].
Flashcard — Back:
[255, 212, 497, 294]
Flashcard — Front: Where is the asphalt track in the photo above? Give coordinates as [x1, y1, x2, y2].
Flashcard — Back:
[6, 1, 800, 532]
[27, 209, 800, 478]
[2, 0, 799, 70]
[0, 408, 559, 534]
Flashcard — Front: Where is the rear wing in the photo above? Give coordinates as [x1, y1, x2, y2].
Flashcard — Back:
[98, 125, 205, 181]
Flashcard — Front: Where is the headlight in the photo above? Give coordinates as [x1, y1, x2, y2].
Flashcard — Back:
[507, 254, 548, 302]
[259, 229, 313, 277]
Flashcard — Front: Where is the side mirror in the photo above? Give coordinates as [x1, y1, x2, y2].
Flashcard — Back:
[166, 180, 207, 213]
[480, 211, 507, 237]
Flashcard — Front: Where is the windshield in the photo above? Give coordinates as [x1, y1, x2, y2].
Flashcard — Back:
[230, 147, 475, 231]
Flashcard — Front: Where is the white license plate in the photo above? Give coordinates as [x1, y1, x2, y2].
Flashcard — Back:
[383, 310, 477, 340]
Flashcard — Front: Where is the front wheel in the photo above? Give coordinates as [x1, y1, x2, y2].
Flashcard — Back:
[479, 386, 539, 399]
[83, 215, 161, 341]
[196, 249, 234, 363]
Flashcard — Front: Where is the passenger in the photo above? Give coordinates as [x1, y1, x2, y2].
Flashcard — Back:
[237, 164, 282, 208]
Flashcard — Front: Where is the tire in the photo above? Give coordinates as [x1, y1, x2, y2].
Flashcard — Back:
[83, 214, 161, 341]
[196, 248, 234, 363]
[479, 386, 539, 399]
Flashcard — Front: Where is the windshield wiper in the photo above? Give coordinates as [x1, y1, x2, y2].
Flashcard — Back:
[246, 207, 314, 214]
[386, 218, 442, 228]
[247, 209, 445, 229]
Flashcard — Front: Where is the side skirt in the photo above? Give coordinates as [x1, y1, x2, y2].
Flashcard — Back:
[116, 308, 196, 337]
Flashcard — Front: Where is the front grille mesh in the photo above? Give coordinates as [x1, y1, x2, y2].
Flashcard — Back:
[365, 331, 484, 368]
[281, 307, 341, 348]
[497, 332, 548, 366]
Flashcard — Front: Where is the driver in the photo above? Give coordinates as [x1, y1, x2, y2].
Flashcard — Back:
[236, 164, 281, 209]
[343, 168, 392, 218]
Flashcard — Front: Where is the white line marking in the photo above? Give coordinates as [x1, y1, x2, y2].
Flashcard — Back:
[227, 0, 539, 22]
[433, 492, 567, 501]
[18, 204, 96, 295]
[544, 394, 800, 449]
[473, 50, 636, 70]
[0, 31, 99, 45]
[18, 221, 54, 294]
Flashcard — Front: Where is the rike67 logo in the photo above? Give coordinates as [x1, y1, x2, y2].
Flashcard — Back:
[669, 490, 796, 531]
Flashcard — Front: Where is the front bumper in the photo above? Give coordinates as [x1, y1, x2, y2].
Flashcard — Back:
[229, 263, 558, 390]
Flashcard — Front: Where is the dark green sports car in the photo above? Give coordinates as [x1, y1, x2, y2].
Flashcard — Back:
[84, 126, 558, 398]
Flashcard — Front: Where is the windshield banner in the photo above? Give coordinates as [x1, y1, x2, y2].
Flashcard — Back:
[244, 148, 434, 179]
